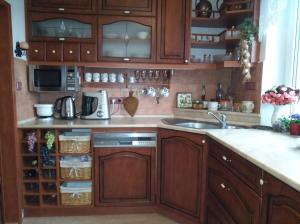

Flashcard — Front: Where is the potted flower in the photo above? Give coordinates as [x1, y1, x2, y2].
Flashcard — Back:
[289, 114, 300, 135]
[261, 85, 299, 126]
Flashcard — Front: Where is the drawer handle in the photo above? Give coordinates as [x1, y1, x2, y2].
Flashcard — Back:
[259, 179, 268, 186]
[58, 8, 65, 11]
[34, 49, 39, 53]
[69, 50, 73, 54]
[123, 10, 131, 14]
[58, 37, 65, 41]
[202, 140, 206, 144]
[51, 50, 56, 54]
[86, 50, 91, 55]
[220, 183, 230, 191]
[123, 58, 130, 62]
[184, 59, 189, 64]
[222, 155, 231, 163]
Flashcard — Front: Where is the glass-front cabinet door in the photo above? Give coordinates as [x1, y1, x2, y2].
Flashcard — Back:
[28, 13, 96, 42]
[99, 16, 156, 63]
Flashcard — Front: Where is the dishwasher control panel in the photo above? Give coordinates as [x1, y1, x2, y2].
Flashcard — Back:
[93, 132, 157, 148]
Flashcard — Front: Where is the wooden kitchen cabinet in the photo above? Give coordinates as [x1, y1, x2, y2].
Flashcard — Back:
[80, 43, 97, 62]
[98, 0, 156, 16]
[94, 147, 155, 206]
[157, 0, 191, 64]
[63, 43, 80, 62]
[28, 42, 45, 61]
[207, 155, 261, 224]
[26, 0, 96, 14]
[262, 172, 300, 224]
[46, 42, 63, 61]
[98, 16, 156, 63]
[157, 128, 207, 223]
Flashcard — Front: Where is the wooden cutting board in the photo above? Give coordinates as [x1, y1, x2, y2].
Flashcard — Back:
[123, 91, 138, 117]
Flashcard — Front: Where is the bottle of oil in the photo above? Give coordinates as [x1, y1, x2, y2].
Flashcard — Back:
[216, 82, 224, 102]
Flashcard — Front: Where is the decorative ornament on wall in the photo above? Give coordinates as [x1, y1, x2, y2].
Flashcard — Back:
[239, 18, 258, 83]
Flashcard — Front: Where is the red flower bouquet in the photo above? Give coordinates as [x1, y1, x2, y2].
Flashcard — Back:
[261, 85, 299, 105]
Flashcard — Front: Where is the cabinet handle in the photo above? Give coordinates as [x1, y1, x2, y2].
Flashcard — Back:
[123, 58, 130, 62]
[58, 37, 65, 41]
[51, 50, 56, 54]
[69, 50, 73, 54]
[202, 140, 206, 144]
[222, 155, 231, 163]
[259, 179, 268, 186]
[34, 49, 39, 53]
[184, 59, 189, 64]
[58, 8, 65, 11]
[86, 50, 91, 55]
[220, 183, 230, 191]
[123, 10, 131, 14]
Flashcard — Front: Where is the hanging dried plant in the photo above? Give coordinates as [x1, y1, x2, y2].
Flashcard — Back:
[239, 18, 258, 83]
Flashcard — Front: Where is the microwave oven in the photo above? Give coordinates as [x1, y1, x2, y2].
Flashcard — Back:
[28, 65, 80, 92]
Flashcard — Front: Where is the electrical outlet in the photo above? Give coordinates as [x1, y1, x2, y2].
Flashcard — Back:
[16, 81, 22, 91]
[109, 97, 123, 104]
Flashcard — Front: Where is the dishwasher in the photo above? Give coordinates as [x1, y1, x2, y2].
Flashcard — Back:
[93, 132, 156, 207]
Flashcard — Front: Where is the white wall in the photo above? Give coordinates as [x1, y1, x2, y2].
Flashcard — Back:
[6, 0, 26, 60]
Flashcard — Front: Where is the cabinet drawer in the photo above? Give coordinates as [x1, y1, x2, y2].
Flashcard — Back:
[207, 156, 261, 224]
[63, 43, 80, 62]
[46, 42, 63, 61]
[98, 0, 156, 16]
[209, 139, 262, 195]
[80, 43, 97, 62]
[28, 42, 45, 61]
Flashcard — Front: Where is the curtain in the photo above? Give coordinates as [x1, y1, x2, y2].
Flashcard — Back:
[259, 0, 300, 125]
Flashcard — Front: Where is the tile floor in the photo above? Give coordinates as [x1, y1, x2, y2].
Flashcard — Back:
[23, 213, 179, 224]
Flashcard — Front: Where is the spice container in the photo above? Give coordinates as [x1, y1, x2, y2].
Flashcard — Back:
[192, 100, 202, 109]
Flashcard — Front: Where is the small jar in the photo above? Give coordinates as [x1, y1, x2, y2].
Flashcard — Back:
[192, 100, 202, 109]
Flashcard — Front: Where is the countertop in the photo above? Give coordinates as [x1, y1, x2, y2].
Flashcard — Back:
[18, 117, 300, 192]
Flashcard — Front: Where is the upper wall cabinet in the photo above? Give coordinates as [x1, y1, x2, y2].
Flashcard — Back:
[26, 0, 96, 14]
[28, 13, 97, 42]
[157, 0, 191, 64]
[98, 0, 156, 16]
[98, 16, 156, 63]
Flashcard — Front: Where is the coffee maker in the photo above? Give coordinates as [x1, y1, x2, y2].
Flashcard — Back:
[81, 91, 110, 120]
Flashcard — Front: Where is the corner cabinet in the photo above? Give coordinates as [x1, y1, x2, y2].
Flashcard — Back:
[98, 16, 156, 63]
[156, 0, 191, 64]
[98, 0, 156, 16]
[262, 172, 300, 224]
[157, 128, 207, 223]
[94, 147, 155, 206]
[26, 0, 96, 14]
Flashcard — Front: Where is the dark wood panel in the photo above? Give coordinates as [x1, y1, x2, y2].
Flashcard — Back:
[157, 128, 207, 223]
[207, 156, 261, 224]
[157, 0, 191, 63]
[27, 0, 96, 14]
[209, 139, 263, 195]
[0, 1, 21, 223]
[80, 43, 97, 62]
[98, 0, 156, 16]
[63, 43, 80, 62]
[262, 172, 300, 224]
[94, 147, 155, 206]
[46, 42, 63, 61]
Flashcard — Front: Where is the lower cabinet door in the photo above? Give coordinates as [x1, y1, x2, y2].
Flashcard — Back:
[262, 172, 300, 224]
[94, 147, 155, 206]
[46, 42, 62, 61]
[207, 156, 261, 224]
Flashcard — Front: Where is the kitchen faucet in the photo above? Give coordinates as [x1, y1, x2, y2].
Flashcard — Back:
[207, 111, 227, 128]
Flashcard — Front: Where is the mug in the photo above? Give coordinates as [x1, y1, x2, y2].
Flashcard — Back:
[128, 76, 136, 84]
[208, 101, 219, 111]
[101, 73, 108, 82]
[117, 73, 125, 83]
[92, 73, 100, 82]
[84, 72, 92, 82]
[242, 101, 254, 113]
[160, 87, 170, 97]
[109, 73, 117, 83]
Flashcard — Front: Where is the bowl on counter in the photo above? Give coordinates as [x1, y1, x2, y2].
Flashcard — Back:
[34, 104, 54, 118]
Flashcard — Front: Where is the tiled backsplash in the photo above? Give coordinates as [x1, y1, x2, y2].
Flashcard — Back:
[38, 69, 232, 116]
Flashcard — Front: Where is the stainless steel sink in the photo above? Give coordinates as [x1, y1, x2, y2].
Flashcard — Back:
[161, 118, 246, 130]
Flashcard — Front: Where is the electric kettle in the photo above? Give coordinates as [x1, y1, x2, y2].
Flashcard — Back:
[54, 96, 76, 119]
